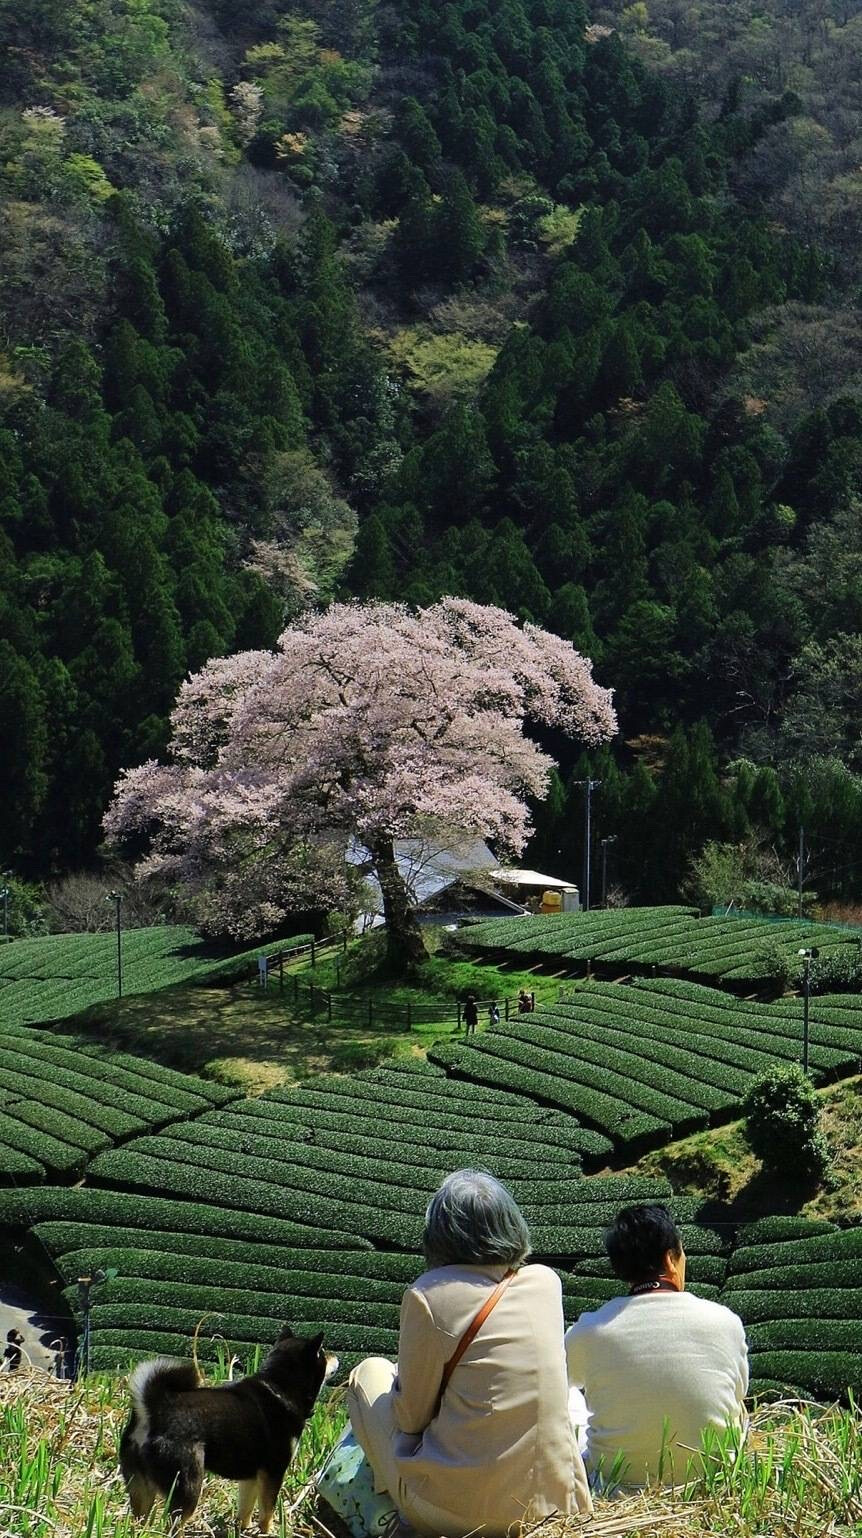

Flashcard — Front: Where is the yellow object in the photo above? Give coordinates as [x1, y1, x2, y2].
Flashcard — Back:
[540, 890, 562, 913]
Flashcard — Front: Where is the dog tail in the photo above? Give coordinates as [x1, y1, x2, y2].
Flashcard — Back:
[129, 1358, 202, 1428]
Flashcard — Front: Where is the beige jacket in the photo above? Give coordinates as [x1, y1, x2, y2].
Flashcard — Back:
[389, 1262, 591, 1532]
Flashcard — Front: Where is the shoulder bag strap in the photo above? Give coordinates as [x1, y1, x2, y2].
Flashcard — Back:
[434, 1269, 516, 1416]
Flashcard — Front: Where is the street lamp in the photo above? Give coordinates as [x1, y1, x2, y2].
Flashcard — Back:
[600, 836, 617, 908]
[797, 947, 819, 1075]
[1, 872, 12, 942]
[106, 891, 123, 998]
[76, 1267, 118, 1376]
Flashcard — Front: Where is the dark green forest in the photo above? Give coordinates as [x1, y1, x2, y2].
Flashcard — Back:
[2, 0, 862, 909]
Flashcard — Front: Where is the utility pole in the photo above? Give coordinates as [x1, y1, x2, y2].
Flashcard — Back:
[573, 779, 601, 911]
[105, 891, 123, 997]
[600, 835, 617, 908]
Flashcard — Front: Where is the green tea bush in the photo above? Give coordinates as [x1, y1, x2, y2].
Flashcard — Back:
[0, 1186, 369, 1249]
[742, 1066, 831, 1182]
[748, 1352, 861, 1397]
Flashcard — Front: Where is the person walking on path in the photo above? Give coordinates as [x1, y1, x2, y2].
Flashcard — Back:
[488, 1001, 500, 1028]
[463, 994, 479, 1036]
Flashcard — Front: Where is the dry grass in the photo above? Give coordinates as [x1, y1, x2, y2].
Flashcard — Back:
[2, 1372, 861, 1538]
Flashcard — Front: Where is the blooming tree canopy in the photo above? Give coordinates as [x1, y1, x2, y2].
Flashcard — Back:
[105, 598, 616, 965]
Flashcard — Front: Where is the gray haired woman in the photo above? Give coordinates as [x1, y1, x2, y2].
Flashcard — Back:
[346, 1170, 591, 1536]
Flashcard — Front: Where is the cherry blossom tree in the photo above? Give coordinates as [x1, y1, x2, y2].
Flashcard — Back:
[105, 599, 616, 968]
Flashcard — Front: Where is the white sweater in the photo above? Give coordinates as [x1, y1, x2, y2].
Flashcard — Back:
[565, 1291, 748, 1488]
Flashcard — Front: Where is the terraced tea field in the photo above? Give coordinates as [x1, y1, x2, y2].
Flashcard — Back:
[0, 1019, 236, 1181]
[461, 908, 862, 986]
[0, 926, 268, 1030]
[0, 1171, 730, 1377]
[2, 912, 862, 1408]
[431, 978, 862, 1153]
[723, 1216, 862, 1398]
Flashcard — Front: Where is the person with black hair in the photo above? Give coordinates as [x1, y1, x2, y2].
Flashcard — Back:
[565, 1204, 748, 1489]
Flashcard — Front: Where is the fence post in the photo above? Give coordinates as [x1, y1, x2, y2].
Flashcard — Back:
[457, 1002, 462, 1032]
[505, 998, 510, 1021]
[310, 984, 316, 1015]
[279, 954, 284, 994]
[342, 929, 348, 952]
[327, 991, 332, 1023]
[311, 938, 316, 968]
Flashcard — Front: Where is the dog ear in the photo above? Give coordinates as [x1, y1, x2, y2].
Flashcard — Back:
[278, 1324, 294, 1340]
[310, 1331, 324, 1350]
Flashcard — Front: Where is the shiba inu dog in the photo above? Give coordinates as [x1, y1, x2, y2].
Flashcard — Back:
[120, 1328, 338, 1531]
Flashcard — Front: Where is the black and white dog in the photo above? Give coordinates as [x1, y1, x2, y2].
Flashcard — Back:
[120, 1328, 338, 1530]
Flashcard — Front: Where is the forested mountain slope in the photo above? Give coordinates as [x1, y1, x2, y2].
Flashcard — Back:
[2, 0, 861, 903]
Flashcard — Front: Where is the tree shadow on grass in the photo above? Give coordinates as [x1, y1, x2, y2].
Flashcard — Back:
[52, 983, 442, 1093]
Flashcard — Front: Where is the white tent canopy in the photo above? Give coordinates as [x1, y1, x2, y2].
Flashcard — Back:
[492, 868, 578, 890]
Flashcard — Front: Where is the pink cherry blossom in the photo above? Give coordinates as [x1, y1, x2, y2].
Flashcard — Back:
[105, 599, 616, 961]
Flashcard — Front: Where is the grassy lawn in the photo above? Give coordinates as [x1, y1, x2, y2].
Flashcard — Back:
[627, 1077, 862, 1225]
[62, 933, 566, 1094]
[2, 1369, 858, 1538]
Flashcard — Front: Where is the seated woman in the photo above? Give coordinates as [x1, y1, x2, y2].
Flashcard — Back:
[566, 1204, 748, 1489]
[346, 1169, 592, 1537]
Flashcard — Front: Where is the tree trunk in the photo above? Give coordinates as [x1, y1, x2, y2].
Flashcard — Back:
[371, 835, 427, 972]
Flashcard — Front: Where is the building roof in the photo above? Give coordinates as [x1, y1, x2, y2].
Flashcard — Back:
[492, 867, 579, 890]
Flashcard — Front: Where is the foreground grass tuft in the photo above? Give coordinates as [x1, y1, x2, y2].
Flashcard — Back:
[2, 1373, 861, 1538]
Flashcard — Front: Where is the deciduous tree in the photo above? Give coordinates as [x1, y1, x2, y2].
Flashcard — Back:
[105, 599, 616, 967]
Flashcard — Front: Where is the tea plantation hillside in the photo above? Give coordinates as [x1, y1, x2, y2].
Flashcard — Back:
[460, 909, 862, 986]
[0, 1170, 731, 1378]
[0, 927, 269, 1029]
[2, 915, 862, 1407]
[432, 979, 862, 1154]
[0, 1019, 236, 1182]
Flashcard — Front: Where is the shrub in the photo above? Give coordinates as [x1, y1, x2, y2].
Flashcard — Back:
[742, 1065, 831, 1182]
[809, 948, 862, 994]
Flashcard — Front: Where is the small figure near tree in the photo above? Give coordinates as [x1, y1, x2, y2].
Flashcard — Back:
[463, 994, 479, 1036]
[105, 599, 615, 971]
[742, 1065, 830, 1184]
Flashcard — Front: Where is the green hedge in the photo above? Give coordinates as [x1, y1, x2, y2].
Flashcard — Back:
[265, 1070, 612, 1159]
[748, 1320, 862, 1352]
[4, 1101, 110, 1155]
[87, 1150, 420, 1247]
[0, 1046, 190, 1125]
[729, 1227, 858, 1277]
[0, 1114, 86, 1179]
[192, 1113, 582, 1184]
[67, 1278, 397, 1331]
[724, 1289, 862, 1323]
[0, 1186, 369, 1250]
[54, 1246, 410, 1302]
[429, 1041, 671, 1150]
[748, 1351, 862, 1397]
[0, 1033, 220, 1114]
[498, 1008, 726, 1119]
[0, 1144, 44, 1181]
[0, 1065, 148, 1138]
